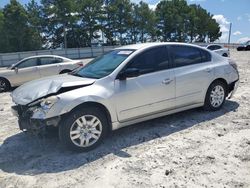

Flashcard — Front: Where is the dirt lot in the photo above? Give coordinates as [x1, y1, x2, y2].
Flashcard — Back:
[0, 49, 250, 188]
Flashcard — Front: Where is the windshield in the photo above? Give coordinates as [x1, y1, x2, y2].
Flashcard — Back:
[72, 49, 134, 79]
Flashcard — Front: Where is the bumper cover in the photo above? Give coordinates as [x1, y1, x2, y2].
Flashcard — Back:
[228, 80, 239, 99]
[11, 105, 61, 133]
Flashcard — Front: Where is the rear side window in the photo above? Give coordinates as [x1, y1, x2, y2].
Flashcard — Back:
[207, 45, 215, 50]
[208, 45, 221, 50]
[171, 46, 202, 67]
[55, 58, 63, 63]
[200, 49, 211, 62]
[216, 45, 222, 50]
[127, 46, 169, 74]
[40, 57, 57, 65]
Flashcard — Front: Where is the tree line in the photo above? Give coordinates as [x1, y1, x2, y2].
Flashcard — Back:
[0, 0, 221, 53]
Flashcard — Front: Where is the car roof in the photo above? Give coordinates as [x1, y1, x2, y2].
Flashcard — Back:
[116, 42, 206, 50]
[12, 55, 72, 66]
[23, 55, 72, 60]
[206, 44, 223, 47]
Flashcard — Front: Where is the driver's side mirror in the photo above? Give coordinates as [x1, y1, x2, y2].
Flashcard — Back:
[117, 68, 140, 80]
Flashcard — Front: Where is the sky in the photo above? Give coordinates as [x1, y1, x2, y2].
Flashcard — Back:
[0, 0, 250, 43]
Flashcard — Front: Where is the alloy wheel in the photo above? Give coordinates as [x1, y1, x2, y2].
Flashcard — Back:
[210, 85, 225, 108]
[70, 115, 102, 147]
[0, 80, 7, 92]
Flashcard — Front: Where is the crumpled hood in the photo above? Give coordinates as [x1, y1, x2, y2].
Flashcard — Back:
[12, 74, 96, 105]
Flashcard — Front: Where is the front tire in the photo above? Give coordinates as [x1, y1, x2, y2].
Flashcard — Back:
[59, 107, 108, 152]
[204, 81, 227, 111]
[0, 78, 10, 92]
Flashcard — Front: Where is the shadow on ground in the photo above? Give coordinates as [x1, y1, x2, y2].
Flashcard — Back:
[0, 100, 239, 175]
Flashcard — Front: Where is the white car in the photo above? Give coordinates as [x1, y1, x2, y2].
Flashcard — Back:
[11, 42, 239, 151]
[206, 44, 230, 57]
[0, 55, 83, 92]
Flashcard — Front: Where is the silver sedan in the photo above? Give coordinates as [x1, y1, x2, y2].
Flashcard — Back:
[0, 55, 82, 92]
[11, 43, 239, 151]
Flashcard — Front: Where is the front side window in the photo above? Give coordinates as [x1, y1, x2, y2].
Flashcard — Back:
[72, 49, 134, 79]
[126, 46, 169, 74]
[171, 45, 204, 67]
[17, 58, 38, 68]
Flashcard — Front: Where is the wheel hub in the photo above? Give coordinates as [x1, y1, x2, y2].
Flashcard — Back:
[69, 115, 103, 147]
[210, 85, 225, 108]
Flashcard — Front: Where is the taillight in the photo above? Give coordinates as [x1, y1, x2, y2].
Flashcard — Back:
[77, 62, 84, 67]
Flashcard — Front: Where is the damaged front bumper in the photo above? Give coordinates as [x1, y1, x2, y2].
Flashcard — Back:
[11, 105, 61, 133]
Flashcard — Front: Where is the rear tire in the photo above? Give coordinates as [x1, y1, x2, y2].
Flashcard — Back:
[204, 81, 227, 111]
[59, 107, 108, 152]
[222, 53, 228, 57]
[0, 78, 10, 92]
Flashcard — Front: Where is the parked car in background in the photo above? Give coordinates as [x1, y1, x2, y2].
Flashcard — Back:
[206, 44, 230, 57]
[237, 41, 250, 51]
[11, 42, 239, 151]
[0, 55, 83, 92]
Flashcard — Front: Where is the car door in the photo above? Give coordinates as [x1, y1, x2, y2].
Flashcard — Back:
[170, 45, 214, 108]
[38, 57, 62, 77]
[114, 46, 175, 122]
[12, 58, 41, 86]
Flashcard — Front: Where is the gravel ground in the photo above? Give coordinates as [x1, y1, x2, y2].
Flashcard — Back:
[0, 49, 250, 188]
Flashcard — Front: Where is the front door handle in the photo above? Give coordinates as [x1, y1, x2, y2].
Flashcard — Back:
[204, 68, 212, 73]
[162, 78, 173, 85]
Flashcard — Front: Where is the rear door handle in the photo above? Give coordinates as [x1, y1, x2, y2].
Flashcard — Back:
[162, 78, 173, 85]
[204, 68, 212, 73]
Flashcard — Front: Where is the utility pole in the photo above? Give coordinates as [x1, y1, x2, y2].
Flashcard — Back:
[228, 22, 232, 44]
[63, 23, 67, 49]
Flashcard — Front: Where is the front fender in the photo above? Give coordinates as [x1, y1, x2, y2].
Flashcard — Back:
[43, 86, 117, 123]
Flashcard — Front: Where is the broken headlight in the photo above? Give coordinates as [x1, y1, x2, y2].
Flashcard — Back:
[40, 96, 59, 111]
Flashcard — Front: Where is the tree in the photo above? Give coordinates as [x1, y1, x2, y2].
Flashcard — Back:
[0, 0, 222, 52]
[77, 0, 104, 46]
[26, 0, 43, 49]
[0, 9, 6, 52]
[207, 17, 221, 42]
[1, 0, 42, 52]
[156, 0, 190, 42]
[41, 0, 77, 48]
[131, 1, 156, 43]
[188, 4, 221, 42]
[103, 0, 132, 45]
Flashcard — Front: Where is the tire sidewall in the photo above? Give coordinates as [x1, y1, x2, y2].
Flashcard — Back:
[204, 81, 227, 111]
[59, 107, 108, 152]
[0, 78, 10, 92]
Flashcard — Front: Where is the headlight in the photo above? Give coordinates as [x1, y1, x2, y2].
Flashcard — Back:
[40, 96, 59, 111]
